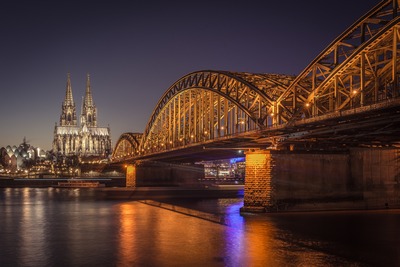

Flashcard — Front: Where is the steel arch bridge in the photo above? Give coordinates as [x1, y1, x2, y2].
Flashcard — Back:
[112, 132, 142, 160]
[113, 0, 400, 161]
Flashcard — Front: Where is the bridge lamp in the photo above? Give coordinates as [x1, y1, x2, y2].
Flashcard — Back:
[270, 113, 274, 117]
[204, 130, 208, 134]
[305, 103, 310, 107]
[220, 126, 225, 130]
[190, 135, 194, 138]
[352, 89, 358, 95]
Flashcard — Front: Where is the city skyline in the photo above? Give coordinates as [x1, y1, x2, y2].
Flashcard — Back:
[0, 0, 379, 150]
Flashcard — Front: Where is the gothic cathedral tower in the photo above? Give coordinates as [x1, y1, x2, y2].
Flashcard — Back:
[53, 73, 112, 157]
[81, 74, 97, 127]
[60, 73, 77, 126]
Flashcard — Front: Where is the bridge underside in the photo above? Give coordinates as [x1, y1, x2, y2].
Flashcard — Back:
[256, 98, 400, 150]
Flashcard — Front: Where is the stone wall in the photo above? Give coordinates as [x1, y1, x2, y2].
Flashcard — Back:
[241, 150, 273, 212]
[351, 148, 400, 209]
[130, 161, 204, 186]
[241, 148, 400, 212]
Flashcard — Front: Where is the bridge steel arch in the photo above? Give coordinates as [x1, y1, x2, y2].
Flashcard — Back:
[276, 0, 400, 124]
[112, 0, 400, 160]
[112, 132, 142, 160]
[139, 71, 294, 155]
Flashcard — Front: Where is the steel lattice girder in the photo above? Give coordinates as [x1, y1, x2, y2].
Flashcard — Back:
[303, 22, 400, 117]
[277, 0, 400, 124]
[113, 0, 400, 160]
[112, 132, 142, 159]
[139, 71, 294, 154]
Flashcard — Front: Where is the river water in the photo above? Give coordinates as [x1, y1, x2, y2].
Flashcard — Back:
[0, 187, 399, 267]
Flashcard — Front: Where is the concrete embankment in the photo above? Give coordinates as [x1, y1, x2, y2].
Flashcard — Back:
[139, 200, 228, 225]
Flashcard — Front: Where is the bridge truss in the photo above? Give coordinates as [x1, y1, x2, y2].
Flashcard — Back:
[113, 0, 400, 161]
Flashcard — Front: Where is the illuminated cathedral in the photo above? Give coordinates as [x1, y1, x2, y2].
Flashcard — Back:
[53, 74, 112, 157]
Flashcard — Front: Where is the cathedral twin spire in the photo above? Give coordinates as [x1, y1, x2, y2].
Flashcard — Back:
[60, 73, 97, 128]
[60, 73, 77, 126]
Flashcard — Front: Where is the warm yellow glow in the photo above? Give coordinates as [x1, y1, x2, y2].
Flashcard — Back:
[305, 103, 310, 107]
[352, 89, 358, 95]
[117, 204, 136, 265]
[126, 165, 136, 187]
[246, 153, 267, 165]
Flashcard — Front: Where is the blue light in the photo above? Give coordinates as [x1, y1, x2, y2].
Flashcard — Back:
[230, 157, 245, 164]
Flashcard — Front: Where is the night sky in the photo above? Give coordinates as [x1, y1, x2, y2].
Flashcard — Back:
[0, 0, 379, 150]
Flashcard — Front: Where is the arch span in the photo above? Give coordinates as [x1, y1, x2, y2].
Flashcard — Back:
[139, 71, 294, 154]
[112, 0, 400, 160]
[112, 132, 142, 160]
[277, 0, 400, 124]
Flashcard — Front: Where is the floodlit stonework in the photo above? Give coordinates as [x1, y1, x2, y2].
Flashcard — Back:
[53, 74, 112, 157]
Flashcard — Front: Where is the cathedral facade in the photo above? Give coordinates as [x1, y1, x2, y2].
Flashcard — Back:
[53, 74, 112, 157]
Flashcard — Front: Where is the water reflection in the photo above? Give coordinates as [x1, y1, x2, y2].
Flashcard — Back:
[18, 188, 48, 267]
[0, 188, 399, 266]
[118, 203, 137, 266]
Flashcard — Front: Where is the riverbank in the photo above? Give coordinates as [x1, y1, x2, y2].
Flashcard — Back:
[0, 177, 126, 188]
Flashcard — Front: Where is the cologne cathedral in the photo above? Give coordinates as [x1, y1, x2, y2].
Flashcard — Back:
[53, 74, 112, 157]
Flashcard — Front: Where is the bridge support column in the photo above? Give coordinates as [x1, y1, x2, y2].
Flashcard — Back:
[240, 150, 275, 213]
[125, 164, 136, 188]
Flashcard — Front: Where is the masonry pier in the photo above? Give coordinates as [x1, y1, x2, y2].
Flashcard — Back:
[241, 148, 400, 213]
[125, 161, 204, 187]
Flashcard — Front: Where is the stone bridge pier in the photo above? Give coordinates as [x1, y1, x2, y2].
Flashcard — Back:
[125, 160, 204, 187]
[240, 148, 400, 213]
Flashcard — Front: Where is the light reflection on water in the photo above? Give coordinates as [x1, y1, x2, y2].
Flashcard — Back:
[0, 188, 399, 266]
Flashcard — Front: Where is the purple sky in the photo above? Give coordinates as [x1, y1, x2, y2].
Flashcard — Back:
[0, 0, 379, 150]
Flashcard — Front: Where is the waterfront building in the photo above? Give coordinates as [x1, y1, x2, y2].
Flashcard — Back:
[0, 138, 47, 173]
[53, 74, 112, 157]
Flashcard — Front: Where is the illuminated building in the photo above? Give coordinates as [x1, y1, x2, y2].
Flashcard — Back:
[0, 138, 47, 172]
[53, 74, 112, 157]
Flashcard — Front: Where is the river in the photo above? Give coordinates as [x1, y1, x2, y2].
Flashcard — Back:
[0, 187, 399, 266]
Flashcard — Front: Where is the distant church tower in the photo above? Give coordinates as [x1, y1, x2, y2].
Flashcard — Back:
[53, 73, 112, 157]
